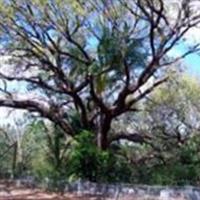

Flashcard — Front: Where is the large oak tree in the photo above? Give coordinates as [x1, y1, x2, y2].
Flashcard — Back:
[0, 0, 199, 149]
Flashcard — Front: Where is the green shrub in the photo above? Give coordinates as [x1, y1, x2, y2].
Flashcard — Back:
[68, 130, 132, 183]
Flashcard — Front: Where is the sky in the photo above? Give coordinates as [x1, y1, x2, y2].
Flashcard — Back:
[168, 43, 200, 77]
[184, 54, 200, 77]
[166, 0, 200, 77]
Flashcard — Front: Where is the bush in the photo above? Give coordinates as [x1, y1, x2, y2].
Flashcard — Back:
[68, 130, 132, 183]
[135, 134, 200, 186]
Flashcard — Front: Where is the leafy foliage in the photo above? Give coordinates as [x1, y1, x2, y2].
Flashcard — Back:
[69, 130, 132, 183]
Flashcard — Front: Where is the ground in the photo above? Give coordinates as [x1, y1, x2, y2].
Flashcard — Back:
[0, 180, 108, 200]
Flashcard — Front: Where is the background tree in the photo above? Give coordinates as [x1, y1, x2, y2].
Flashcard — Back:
[18, 119, 72, 180]
[115, 69, 200, 185]
[0, 120, 27, 178]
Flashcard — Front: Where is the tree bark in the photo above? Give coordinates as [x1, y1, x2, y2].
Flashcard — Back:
[97, 116, 111, 150]
[12, 142, 17, 178]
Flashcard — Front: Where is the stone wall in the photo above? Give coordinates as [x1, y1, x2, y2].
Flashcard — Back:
[14, 178, 200, 199]
[64, 180, 200, 200]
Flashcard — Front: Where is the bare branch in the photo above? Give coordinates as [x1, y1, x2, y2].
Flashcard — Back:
[109, 131, 152, 145]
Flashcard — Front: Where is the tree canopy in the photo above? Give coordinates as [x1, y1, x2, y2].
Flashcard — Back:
[0, 0, 199, 149]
